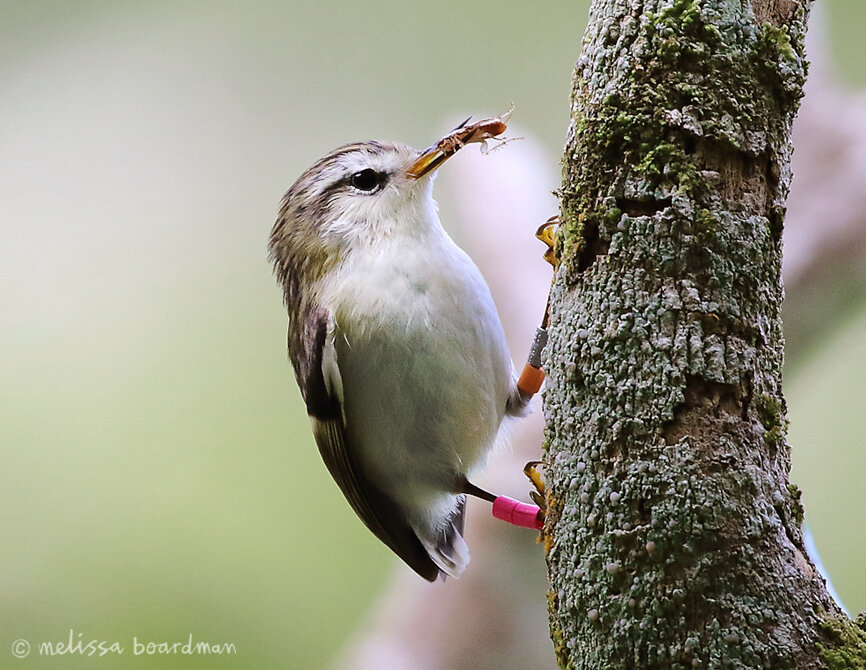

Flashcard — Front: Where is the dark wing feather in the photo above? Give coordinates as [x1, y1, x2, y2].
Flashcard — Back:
[290, 306, 440, 581]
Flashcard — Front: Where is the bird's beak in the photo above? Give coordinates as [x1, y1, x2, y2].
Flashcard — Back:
[407, 146, 451, 179]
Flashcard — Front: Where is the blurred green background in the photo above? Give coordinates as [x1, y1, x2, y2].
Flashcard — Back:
[1, 1, 863, 668]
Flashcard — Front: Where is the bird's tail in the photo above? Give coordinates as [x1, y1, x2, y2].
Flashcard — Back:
[417, 495, 469, 579]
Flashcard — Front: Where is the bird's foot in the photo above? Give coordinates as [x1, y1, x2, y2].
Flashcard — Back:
[536, 215, 560, 269]
[523, 460, 547, 515]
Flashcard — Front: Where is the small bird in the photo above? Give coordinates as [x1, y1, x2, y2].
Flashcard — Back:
[269, 115, 528, 581]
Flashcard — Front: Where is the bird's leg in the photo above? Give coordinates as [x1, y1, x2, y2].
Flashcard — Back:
[487, 216, 561, 529]
[515, 215, 560, 400]
[514, 219, 559, 526]
[461, 479, 496, 503]
[472, 216, 561, 532]
[461, 478, 544, 530]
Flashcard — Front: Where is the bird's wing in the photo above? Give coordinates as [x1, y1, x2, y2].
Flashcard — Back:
[289, 306, 441, 581]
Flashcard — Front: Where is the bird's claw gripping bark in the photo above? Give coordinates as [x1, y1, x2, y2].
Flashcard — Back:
[524, 460, 547, 517]
[536, 215, 560, 269]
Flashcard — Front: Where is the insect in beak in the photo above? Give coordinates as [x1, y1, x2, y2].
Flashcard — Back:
[407, 108, 513, 179]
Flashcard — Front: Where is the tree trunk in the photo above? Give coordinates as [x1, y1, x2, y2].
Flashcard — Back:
[543, 0, 863, 667]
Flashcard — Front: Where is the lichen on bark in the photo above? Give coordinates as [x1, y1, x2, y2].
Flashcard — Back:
[542, 0, 850, 667]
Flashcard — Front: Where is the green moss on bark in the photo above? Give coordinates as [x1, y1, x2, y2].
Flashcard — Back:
[818, 614, 866, 669]
[757, 394, 789, 445]
[561, 0, 809, 267]
[787, 483, 805, 526]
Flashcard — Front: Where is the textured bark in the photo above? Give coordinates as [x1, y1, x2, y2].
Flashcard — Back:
[543, 0, 861, 667]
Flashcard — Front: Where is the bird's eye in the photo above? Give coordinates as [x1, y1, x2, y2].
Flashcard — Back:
[350, 169, 383, 192]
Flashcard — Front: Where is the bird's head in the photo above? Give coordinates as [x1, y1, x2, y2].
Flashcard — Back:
[269, 141, 451, 288]
[269, 112, 510, 300]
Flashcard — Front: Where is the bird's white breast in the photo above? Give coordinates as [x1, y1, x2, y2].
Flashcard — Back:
[324, 218, 512, 523]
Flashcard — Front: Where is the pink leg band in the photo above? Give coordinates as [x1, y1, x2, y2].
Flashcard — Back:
[492, 496, 544, 530]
